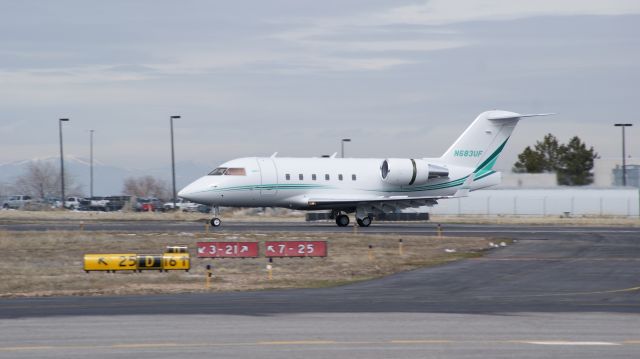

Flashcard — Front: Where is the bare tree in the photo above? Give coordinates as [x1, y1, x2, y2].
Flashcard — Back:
[0, 182, 9, 198]
[122, 176, 170, 200]
[12, 161, 83, 199]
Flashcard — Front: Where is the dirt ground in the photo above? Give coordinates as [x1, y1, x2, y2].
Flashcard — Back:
[0, 230, 497, 298]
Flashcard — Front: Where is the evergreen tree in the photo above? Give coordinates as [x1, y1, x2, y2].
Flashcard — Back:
[556, 136, 597, 186]
[513, 146, 545, 173]
[513, 134, 597, 186]
[512, 133, 560, 173]
[533, 133, 561, 171]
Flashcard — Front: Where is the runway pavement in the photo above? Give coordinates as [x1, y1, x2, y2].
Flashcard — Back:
[1, 222, 639, 358]
[2, 218, 640, 237]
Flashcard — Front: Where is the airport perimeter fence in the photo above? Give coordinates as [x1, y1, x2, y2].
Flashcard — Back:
[424, 188, 640, 217]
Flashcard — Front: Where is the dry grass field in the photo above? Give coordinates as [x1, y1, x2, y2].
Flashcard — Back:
[0, 230, 495, 298]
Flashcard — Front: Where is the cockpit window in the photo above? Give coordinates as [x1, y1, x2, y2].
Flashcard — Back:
[208, 167, 227, 175]
[225, 168, 246, 176]
[208, 167, 246, 176]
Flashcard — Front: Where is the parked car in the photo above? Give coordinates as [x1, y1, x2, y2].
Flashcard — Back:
[2, 195, 33, 209]
[64, 196, 83, 210]
[78, 196, 111, 211]
[104, 196, 131, 211]
[135, 197, 164, 212]
[163, 198, 201, 212]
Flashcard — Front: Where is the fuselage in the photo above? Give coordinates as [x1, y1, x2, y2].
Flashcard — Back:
[178, 156, 500, 210]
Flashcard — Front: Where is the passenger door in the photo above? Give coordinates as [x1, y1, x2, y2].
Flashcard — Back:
[257, 158, 278, 196]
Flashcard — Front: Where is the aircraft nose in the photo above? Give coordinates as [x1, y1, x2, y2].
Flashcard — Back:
[177, 186, 192, 200]
[178, 177, 214, 204]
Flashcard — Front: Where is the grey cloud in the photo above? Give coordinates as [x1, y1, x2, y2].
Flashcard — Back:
[0, 2, 638, 172]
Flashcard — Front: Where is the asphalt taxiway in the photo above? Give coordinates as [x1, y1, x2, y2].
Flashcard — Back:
[1, 221, 639, 358]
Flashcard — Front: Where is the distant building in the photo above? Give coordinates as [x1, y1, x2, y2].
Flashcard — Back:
[612, 164, 640, 187]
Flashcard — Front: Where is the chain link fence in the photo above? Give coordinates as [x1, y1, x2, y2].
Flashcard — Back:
[426, 188, 640, 217]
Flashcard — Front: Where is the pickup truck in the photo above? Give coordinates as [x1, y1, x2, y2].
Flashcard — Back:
[79, 196, 111, 211]
[2, 195, 33, 209]
[163, 198, 201, 212]
[64, 196, 83, 210]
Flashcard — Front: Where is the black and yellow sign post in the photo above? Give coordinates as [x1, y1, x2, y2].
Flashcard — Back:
[162, 253, 190, 272]
[165, 245, 188, 254]
[137, 255, 163, 272]
[84, 254, 137, 273]
[205, 264, 212, 289]
[84, 251, 190, 273]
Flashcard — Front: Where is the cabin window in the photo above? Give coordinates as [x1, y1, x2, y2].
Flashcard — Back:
[325, 174, 330, 181]
[208, 167, 227, 175]
[352, 174, 356, 181]
[225, 168, 246, 176]
[285, 174, 291, 180]
[299, 174, 304, 180]
[338, 174, 343, 181]
[208, 167, 246, 176]
[312, 174, 317, 180]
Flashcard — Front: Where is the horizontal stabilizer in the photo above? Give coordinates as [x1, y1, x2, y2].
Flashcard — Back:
[487, 112, 555, 121]
[452, 174, 474, 198]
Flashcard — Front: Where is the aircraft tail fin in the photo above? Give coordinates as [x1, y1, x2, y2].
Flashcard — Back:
[440, 110, 552, 173]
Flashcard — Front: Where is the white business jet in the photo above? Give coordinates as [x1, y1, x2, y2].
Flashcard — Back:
[179, 110, 549, 227]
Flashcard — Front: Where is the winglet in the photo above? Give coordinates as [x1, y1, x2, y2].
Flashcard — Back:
[453, 174, 474, 198]
[270, 152, 278, 158]
[329, 152, 338, 159]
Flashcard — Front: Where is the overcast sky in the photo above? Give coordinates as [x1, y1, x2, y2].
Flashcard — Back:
[1, 0, 639, 173]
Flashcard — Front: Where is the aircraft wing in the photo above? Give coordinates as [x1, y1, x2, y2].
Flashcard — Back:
[308, 195, 440, 210]
[307, 175, 474, 209]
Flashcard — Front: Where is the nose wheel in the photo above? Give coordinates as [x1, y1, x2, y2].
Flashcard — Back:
[210, 206, 221, 227]
[210, 218, 222, 227]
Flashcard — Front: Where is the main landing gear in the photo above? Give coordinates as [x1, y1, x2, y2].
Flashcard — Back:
[332, 210, 373, 227]
[356, 216, 372, 227]
[335, 214, 350, 227]
[210, 205, 222, 227]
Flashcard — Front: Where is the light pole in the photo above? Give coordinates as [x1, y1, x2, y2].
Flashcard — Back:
[341, 138, 351, 158]
[59, 118, 69, 206]
[89, 129, 94, 198]
[170, 115, 181, 209]
[614, 123, 632, 186]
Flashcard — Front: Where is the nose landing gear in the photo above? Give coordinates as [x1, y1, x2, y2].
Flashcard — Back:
[209, 206, 222, 227]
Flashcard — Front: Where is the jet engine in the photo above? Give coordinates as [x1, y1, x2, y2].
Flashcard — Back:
[380, 159, 449, 186]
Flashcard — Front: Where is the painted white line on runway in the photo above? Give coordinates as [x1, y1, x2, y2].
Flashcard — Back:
[525, 341, 620, 346]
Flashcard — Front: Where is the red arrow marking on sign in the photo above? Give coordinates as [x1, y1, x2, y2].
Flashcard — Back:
[98, 258, 108, 266]
[267, 245, 274, 252]
[197, 247, 205, 254]
[241, 246, 248, 252]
